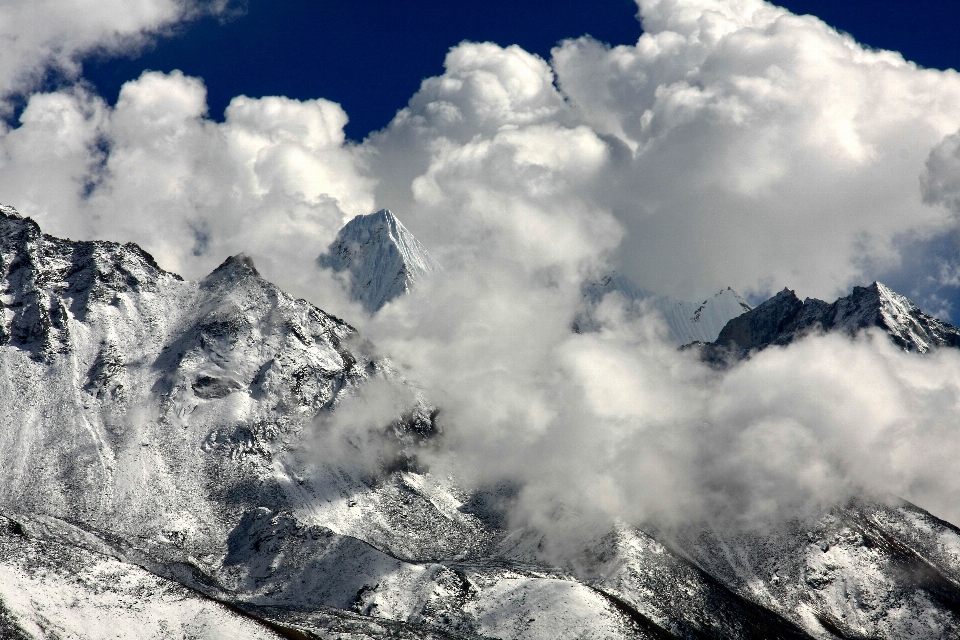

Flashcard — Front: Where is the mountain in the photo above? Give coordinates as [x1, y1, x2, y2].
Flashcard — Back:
[697, 281, 960, 362]
[4, 205, 960, 638]
[318, 209, 440, 313]
[657, 287, 753, 344]
[579, 272, 752, 344]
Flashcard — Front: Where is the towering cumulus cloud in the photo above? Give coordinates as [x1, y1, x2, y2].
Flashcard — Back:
[348, 0, 960, 541]
[372, 0, 960, 304]
[8, 0, 960, 306]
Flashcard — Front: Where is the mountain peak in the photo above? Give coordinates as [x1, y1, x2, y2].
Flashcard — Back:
[710, 281, 960, 358]
[578, 273, 752, 343]
[202, 253, 261, 288]
[0, 203, 23, 219]
[318, 209, 440, 313]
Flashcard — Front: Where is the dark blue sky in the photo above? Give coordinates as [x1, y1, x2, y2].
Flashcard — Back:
[82, 1, 960, 142]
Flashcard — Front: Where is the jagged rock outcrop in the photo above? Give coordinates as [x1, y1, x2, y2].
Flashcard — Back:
[318, 209, 440, 313]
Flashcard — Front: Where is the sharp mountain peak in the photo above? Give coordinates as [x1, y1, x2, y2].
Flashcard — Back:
[318, 209, 440, 313]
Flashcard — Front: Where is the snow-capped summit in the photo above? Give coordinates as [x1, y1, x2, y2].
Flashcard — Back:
[580, 273, 752, 344]
[712, 281, 960, 356]
[654, 287, 753, 344]
[318, 209, 440, 312]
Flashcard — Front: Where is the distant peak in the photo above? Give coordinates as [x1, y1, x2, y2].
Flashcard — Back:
[707, 280, 960, 359]
[578, 272, 751, 344]
[318, 209, 440, 313]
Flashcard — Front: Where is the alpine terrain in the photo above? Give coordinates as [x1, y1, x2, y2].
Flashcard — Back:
[4, 204, 960, 639]
[694, 282, 960, 364]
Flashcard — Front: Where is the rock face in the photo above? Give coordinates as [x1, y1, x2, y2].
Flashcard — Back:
[705, 282, 960, 360]
[580, 272, 752, 344]
[318, 209, 440, 313]
[5, 205, 960, 638]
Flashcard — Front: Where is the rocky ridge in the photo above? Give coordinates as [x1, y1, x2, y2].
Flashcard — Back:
[695, 281, 960, 364]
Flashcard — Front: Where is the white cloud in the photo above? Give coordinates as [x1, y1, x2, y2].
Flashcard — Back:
[331, 0, 960, 543]
[363, 0, 960, 310]
[0, 0, 232, 104]
[550, 0, 960, 300]
[0, 71, 374, 307]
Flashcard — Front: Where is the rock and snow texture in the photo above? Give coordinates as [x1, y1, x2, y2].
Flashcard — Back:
[0, 515, 283, 640]
[709, 281, 960, 358]
[318, 209, 440, 313]
[581, 273, 752, 344]
[5, 204, 960, 638]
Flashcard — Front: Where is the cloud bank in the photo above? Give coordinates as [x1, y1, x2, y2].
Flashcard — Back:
[10, 0, 960, 305]
[7, 0, 960, 538]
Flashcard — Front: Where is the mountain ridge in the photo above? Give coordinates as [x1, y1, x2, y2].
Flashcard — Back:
[696, 281, 960, 363]
[3, 205, 960, 638]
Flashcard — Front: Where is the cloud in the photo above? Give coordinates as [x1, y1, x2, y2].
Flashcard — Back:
[0, 70, 375, 309]
[9, 0, 960, 307]
[551, 0, 960, 301]
[339, 0, 960, 543]
[365, 0, 960, 311]
[381, 293, 960, 542]
[5, 0, 960, 548]
[923, 130, 960, 216]
[0, 0, 234, 105]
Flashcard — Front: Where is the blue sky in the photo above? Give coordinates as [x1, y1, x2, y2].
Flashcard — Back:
[81, 1, 960, 141]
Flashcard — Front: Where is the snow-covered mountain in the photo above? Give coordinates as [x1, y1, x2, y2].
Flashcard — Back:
[580, 272, 752, 344]
[699, 281, 960, 362]
[5, 205, 960, 638]
[657, 287, 753, 344]
[318, 209, 440, 313]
